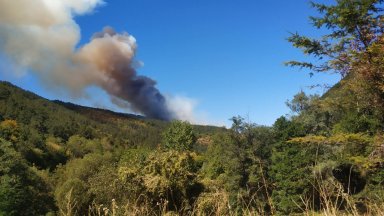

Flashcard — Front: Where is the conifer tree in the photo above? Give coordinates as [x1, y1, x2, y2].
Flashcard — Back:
[286, 0, 384, 77]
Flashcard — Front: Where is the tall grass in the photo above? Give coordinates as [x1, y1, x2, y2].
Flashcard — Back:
[60, 180, 383, 216]
[298, 171, 384, 216]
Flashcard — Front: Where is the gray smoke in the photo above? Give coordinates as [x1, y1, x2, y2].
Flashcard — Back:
[0, 0, 175, 120]
[78, 27, 174, 120]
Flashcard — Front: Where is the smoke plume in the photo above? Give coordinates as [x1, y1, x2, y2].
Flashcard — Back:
[0, 0, 177, 120]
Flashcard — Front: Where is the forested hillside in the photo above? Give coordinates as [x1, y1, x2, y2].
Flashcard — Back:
[1, 0, 384, 215]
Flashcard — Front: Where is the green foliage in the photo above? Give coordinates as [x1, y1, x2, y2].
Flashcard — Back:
[290, 133, 373, 159]
[286, 91, 319, 114]
[88, 165, 134, 206]
[202, 133, 246, 193]
[286, 0, 384, 76]
[273, 116, 306, 141]
[285, 0, 384, 136]
[162, 120, 196, 151]
[3, 1, 384, 211]
[54, 178, 89, 215]
[333, 111, 381, 133]
[361, 168, 384, 202]
[66, 135, 103, 158]
[270, 140, 319, 214]
[54, 153, 116, 214]
[143, 150, 202, 210]
[282, 132, 378, 211]
[202, 117, 275, 213]
[0, 139, 55, 215]
[118, 149, 203, 212]
[0, 120, 20, 143]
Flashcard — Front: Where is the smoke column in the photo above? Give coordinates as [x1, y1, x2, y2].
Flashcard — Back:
[78, 27, 173, 120]
[0, 0, 176, 120]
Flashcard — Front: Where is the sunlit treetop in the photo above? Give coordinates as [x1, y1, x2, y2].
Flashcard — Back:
[286, 0, 384, 77]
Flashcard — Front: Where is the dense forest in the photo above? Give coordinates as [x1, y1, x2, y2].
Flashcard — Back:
[1, 0, 384, 215]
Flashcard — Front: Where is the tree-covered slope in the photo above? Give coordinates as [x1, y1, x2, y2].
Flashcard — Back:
[2, 0, 384, 215]
[0, 81, 223, 151]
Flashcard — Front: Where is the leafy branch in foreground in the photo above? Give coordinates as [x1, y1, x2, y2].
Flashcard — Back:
[286, 0, 384, 77]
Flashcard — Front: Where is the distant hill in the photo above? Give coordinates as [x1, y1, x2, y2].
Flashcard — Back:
[0, 81, 159, 143]
[53, 100, 144, 123]
[0, 80, 223, 146]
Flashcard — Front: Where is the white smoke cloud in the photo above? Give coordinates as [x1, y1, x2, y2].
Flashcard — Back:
[165, 95, 225, 126]
[166, 95, 197, 123]
[0, 0, 101, 27]
[0, 0, 209, 122]
[0, 0, 102, 94]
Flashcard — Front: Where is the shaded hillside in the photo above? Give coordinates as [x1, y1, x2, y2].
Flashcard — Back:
[0, 81, 168, 149]
[54, 100, 144, 123]
[0, 81, 224, 152]
[54, 100, 225, 136]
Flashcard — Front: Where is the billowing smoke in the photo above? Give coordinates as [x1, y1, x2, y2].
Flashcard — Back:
[78, 27, 173, 120]
[0, 0, 177, 120]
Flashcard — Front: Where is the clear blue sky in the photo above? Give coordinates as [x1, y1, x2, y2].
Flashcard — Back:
[0, 0, 339, 126]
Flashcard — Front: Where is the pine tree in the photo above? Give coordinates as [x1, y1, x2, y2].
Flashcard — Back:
[286, 0, 384, 77]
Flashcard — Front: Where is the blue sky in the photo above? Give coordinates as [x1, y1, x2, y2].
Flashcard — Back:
[0, 0, 340, 126]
